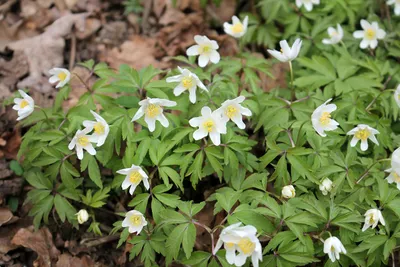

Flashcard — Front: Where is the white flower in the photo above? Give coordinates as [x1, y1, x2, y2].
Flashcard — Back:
[296, 0, 320, 11]
[282, 185, 295, 199]
[386, 167, 400, 190]
[216, 96, 252, 129]
[117, 164, 150, 195]
[12, 90, 34, 121]
[82, 110, 110, 147]
[49, 68, 71, 88]
[322, 24, 344, 45]
[347, 124, 379, 151]
[387, 0, 400, 15]
[394, 85, 400, 108]
[189, 106, 227, 146]
[311, 98, 339, 137]
[323, 236, 346, 262]
[122, 210, 147, 234]
[362, 209, 385, 232]
[166, 67, 208, 103]
[267, 39, 302, 62]
[68, 128, 97, 160]
[224, 16, 248, 38]
[319, 178, 333, 195]
[76, 209, 89, 224]
[132, 97, 177, 132]
[186, 35, 220, 68]
[353, 20, 386, 49]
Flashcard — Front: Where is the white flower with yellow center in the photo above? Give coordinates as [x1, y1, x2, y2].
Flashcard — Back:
[117, 164, 150, 195]
[387, 0, 400, 15]
[319, 178, 333, 195]
[267, 39, 302, 62]
[393, 85, 400, 108]
[132, 97, 177, 132]
[224, 16, 248, 38]
[216, 96, 252, 129]
[311, 98, 339, 137]
[385, 150, 400, 190]
[12, 90, 34, 121]
[76, 209, 89, 224]
[68, 128, 97, 160]
[122, 210, 147, 234]
[166, 67, 208, 103]
[282, 185, 295, 199]
[189, 106, 227, 146]
[296, 0, 320, 11]
[322, 24, 344, 45]
[49, 67, 71, 88]
[82, 110, 109, 147]
[347, 124, 379, 151]
[362, 209, 385, 232]
[186, 35, 220, 68]
[353, 20, 386, 49]
[323, 236, 346, 262]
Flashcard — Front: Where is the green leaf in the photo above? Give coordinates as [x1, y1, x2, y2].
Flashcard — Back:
[182, 223, 196, 259]
[9, 160, 23, 175]
[88, 155, 103, 188]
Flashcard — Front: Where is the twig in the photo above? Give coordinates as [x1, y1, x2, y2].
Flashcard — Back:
[69, 34, 76, 71]
[141, 0, 153, 34]
[81, 234, 119, 247]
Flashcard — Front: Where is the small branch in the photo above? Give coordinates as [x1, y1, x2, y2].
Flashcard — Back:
[69, 34, 77, 71]
[81, 234, 119, 247]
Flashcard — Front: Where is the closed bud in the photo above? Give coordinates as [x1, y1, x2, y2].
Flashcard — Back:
[76, 209, 89, 224]
[282, 185, 295, 199]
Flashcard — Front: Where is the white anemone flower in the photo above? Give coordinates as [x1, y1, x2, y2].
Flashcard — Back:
[68, 128, 97, 160]
[224, 16, 248, 38]
[394, 85, 400, 108]
[117, 164, 150, 195]
[322, 24, 344, 45]
[189, 106, 227, 146]
[216, 96, 252, 129]
[296, 0, 320, 11]
[76, 209, 89, 224]
[362, 209, 385, 232]
[347, 124, 379, 151]
[122, 210, 147, 234]
[319, 178, 333, 195]
[12, 90, 35, 121]
[166, 67, 208, 103]
[83, 110, 110, 147]
[311, 98, 339, 137]
[387, 0, 400, 15]
[49, 67, 71, 88]
[132, 97, 177, 132]
[267, 39, 302, 62]
[323, 236, 346, 262]
[386, 167, 400, 190]
[282, 185, 295, 199]
[186, 35, 220, 67]
[353, 20, 386, 49]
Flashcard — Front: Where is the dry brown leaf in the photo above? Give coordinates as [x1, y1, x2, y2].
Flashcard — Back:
[0, 207, 13, 226]
[55, 253, 95, 267]
[209, 0, 236, 23]
[0, 51, 29, 89]
[75, 18, 101, 39]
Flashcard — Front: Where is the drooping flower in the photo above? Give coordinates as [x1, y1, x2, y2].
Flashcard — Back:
[166, 67, 208, 103]
[323, 236, 347, 262]
[295, 0, 320, 11]
[214, 222, 243, 262]
[131, 97, 177, 132]
[49, 67, 71, 88]
[387, 0, 400, 15]
[311, 98, 339, 137]
[68, 128, 97, 160]
[322, 24, 344, 45]
[385, 149, 400, 190]
[282, 185, 295, 199]
[347, 124, 379, 151]
[117, 164, 150, 195]
[83, 110, 110, 147]
[394, 85, 400, 108]
[216, 96, 252, 129]
[353, 20, 386, 49]
[122, 210, 147, 234]
[186, 35, 220, 67]
[189, 106, 227, 146]
[267, 39, 302, 62]
[12, 90, 34, 121]
[76, 209, 89, 224]
[362, 209, 385, 232]
[319, 178, 333, 195]
[224, 16, 248, 38]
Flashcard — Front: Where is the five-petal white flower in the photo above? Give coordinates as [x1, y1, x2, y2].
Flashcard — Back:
[322, 24, 344, 45]
[224, 16, 248, 38]
[186, 35, 220, 67]
[296, 0, 320, 11]
[394, 85, 400, 108]
[68, 128, 97, 160]
[319, 178, 333, 195]
[353, 20, 386, 49]
[216, 96, 252, 129]
[323, 236, 346, 262]
[347, 124, 379, 151]
[83, 110, 110, 147]
[267, 39, 302, 62]
[13, 90, 35, 121]
[117, 164, 150, 195]
[282, 185, 296, 199]
[387, 0, 400, 15]
[122, 210, 147, 234]
[132, 97, 177, 132]
[166, 67, 208, 103]
[311, 98, 339, 137]
[49, 67, 71, 88]
[189, 106, 227, 146]
[362, 209, 385, 232]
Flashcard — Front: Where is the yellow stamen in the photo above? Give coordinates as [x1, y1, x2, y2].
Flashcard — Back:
[93, 122, 105, 134]
[365, 29, 376, 40]
[182, 77, 194, 89]
[203, 120, 214, 133]
[77, 136, 89, 146]
[198, 45, 211, 54]
[319, 112, 331, 126]
[130, 214, 142, 226]
[331, 245, 335, 252]
[393, 172, 400, 183]
[368, 214, 376, 224]
[20, 100, 29, 108]
[225, 105, 238, 119]
[355, 129, 370, 141]
[232, 23, 244, 34]
[129, 171, 142, 185]
[57, 71, 67, 81]
[225, 242, 235, 249]
[145, 104, 161, 118]
[238, 238, 255, 255]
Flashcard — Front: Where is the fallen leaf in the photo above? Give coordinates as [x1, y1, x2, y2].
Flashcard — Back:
[0, 207, 13, 226]
[209, 0, 236, 23]
[0, 51, 30, 89]
[55, 253, 95, 267]
[75, 18, 102, 40]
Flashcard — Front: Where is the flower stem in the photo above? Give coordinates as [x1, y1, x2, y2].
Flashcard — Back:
[356, 158, 391, 184]
[35, 105, 50, 122]
[289, 61, 295, 101]
[365, 89, 395, 112]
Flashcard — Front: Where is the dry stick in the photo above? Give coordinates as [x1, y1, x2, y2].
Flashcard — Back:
[82, 234, 120, 247]
[141, 0, 153, 34]
[69, 34, 77, 71]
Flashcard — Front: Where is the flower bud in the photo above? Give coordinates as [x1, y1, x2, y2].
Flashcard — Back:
[282, 185, 295, 199]
[319, 178, 333, 195]
[76, 209, 89, 224]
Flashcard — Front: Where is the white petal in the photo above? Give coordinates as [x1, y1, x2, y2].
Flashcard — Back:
[193, 129, 208, 140]
[132, 107, 145, 121]
[209, 50, 220, 64]
[187, 45, 200, 56]
[158, 114, 169, 127]
[145, 116, 156, 132]
[350, 136, 359, 147]
[198, 54, 209, 68]
[353, 30, 365, 38]
[360, 139, 369, 151]
[209, 131, 221, 146]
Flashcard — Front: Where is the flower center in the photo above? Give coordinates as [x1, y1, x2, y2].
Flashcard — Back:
[199, 44, 212, 54]
[365, 29, 376, 40]
[393, 172, 400, 183]
[57, 71, 67, 81]
[93, 122, 105, 134]
[225, 105, 238, 119]
[129, 171, 142, 185]
[77, 136, 89, 146]
[238, 238, 255, 255]
[145, 104, 161, 118]
[355, 129, 370, 141]
[182, 77, 194, 89]
[319, 112, 331, 126]
[20, 100, 29, 108]
[225, 242, 235, 249]
[203, 120, 214, 132]
[330, 245, 335, 252]
[368, 214, 376, 224]
[232, 23, 244, 34]
[130, 214, 142, 226]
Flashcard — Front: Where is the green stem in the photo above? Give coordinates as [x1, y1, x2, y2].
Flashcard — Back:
[35, 105, 50, 122]
[365, 89, 396, 112]
[289, 61, 295, 101]
[356, 158, 391, 184]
